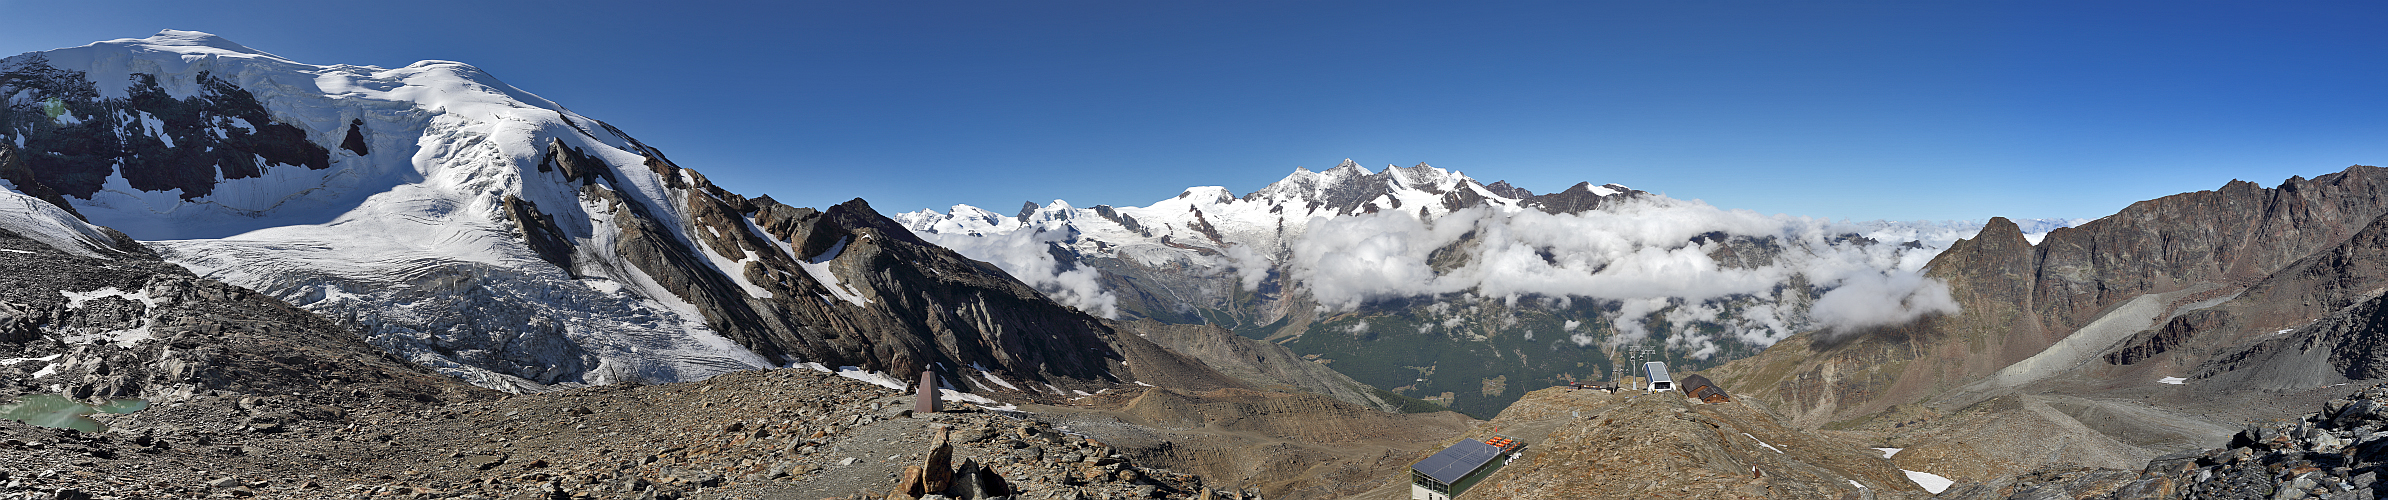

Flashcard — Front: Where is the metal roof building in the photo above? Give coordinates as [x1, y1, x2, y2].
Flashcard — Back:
[1644, 361, 1674, 393]
[1409, 439, 1506, 500]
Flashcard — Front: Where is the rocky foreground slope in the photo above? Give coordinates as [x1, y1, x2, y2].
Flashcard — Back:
[1364, 385, 1940, 499]
[1, 364, 1271, 500]
[1941, 383, 2388, 499]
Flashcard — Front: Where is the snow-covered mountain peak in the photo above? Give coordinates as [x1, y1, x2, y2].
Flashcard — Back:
[1173, 186, 1236, 205]
[6, 32, 786, 391]
[5, 31, 1228, 402]
[105, 30, 291, 62]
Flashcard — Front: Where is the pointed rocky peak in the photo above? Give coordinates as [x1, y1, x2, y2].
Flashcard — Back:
[1520, 182, 1639, 215]
[1016, 201, 1039, 222]
[1481, 180, 1534, 199]
[1243, 167, 1323, 203]
[822, 198, 933, 248]
[1386, 162, 1463, 190]
[1977, 216, 2028, 243]
[1924, 216, 2036, 280]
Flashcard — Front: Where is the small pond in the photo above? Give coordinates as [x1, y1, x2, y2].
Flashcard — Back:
[0, 394, 148, 433]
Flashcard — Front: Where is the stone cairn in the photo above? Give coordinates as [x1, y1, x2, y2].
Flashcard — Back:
[883, 425, 1012, 500]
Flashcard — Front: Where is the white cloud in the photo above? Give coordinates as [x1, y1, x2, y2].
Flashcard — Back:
[1293, 197, 1965, 351]
[913, 228, 1119, 319]
[1222, 244, 1273, 291]
[1808, 268, 1961, 339]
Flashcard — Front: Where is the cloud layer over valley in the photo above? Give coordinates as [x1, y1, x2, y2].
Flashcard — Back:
[900, 165, 2079, 358]
[1288, 198, 1972, 356]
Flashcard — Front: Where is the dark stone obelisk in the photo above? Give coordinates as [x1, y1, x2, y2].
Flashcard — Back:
[915, 371, 940, 414]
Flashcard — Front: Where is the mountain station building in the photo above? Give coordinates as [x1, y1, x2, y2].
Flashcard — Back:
[1409, 436, 1527, 500]
[1643, 361, 1674, 393]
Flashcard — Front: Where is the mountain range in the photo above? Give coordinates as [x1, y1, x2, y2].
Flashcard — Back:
[899, 160, 2082, 416]
[5, 30, 2388, 500]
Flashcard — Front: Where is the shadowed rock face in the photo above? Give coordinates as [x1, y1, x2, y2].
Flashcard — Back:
[0, 57, 330, 200]
[339, 118, 369, 156]
[2155, 210, 2388, 391]
[0, 142, 83, 220]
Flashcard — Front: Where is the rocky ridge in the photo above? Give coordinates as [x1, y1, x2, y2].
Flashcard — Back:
[1707, 165, 2388, 486]
[1717, 165, 2388, 431]
[1114, 320, 1422, 413]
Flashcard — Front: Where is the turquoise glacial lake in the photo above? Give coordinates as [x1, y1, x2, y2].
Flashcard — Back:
[0, 394, 147, 433]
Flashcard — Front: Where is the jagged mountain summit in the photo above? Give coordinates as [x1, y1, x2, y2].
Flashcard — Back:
[0, 30, 1227, 396]
[901, 159, 2082, 416]
[895, 160, 1642, 319]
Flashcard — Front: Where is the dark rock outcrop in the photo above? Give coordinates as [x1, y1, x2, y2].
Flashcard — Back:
[498, 195, 576, 275]
[338, 118, 368, 155]
[535, 138, 617, 186]
[0, 60, 331, 200]
[0, 142, 83, 220]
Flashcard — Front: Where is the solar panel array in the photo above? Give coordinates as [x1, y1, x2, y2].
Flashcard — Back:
[1410, 439, 1502, 485]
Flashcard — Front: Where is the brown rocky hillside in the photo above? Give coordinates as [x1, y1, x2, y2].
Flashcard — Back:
[1384, 385, 1933, 499]
[1709, 165, 2388, 484]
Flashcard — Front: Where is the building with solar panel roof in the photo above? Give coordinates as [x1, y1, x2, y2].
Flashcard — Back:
[1408, 436, 1527, 500]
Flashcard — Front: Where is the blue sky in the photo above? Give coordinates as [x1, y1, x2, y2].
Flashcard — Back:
[3, 1, 2382, 221]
